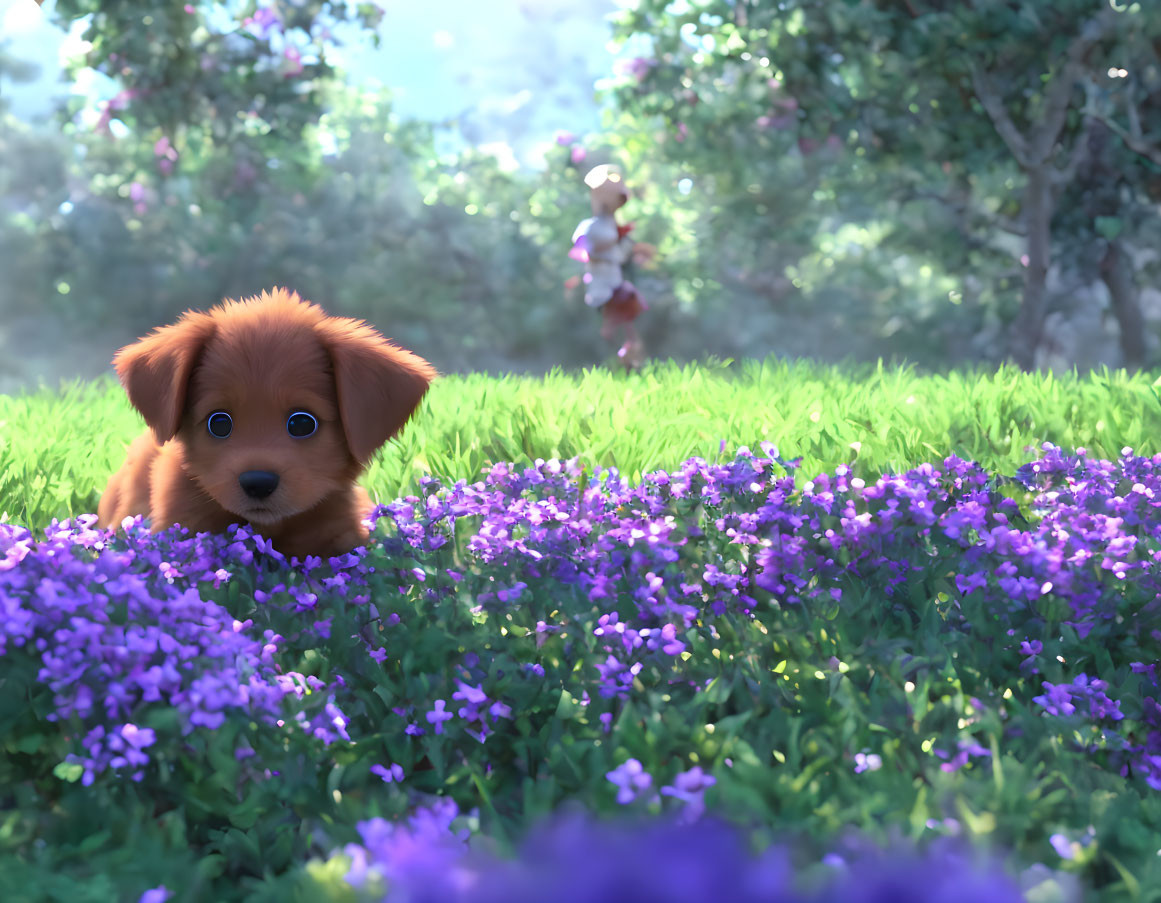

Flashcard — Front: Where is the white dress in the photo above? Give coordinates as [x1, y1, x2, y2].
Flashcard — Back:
[572, 213, 632, 308]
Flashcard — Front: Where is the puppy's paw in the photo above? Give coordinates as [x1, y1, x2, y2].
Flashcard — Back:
[331, 525, 371, 558]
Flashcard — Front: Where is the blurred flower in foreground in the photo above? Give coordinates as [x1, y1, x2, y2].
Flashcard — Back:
[339, 803, 1026, 903]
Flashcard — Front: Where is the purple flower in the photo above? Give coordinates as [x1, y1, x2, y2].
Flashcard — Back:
[660, 765, 716, 822]
[1019, 639, 1042, 657]
[1050, 833, 1076, 859]
[453, 681, 488, 706]
[1033, 682, 1076, 717]
[371, 762, 405, 783]
[825, 847, 1025, 903]
[119, 723, 156, 750]
[338, 807, 1025, 903]
[426, 699, 453, 734]
[854, 751, 882, 773]
[606, 757, 652, 804]
[242, 6, 282, 37]
[594, 611, 624, 638]
[656, 622, 685, 656]
[343, 800, 467, 894]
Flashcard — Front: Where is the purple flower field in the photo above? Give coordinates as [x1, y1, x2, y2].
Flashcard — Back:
[2, 440, 1159, 900]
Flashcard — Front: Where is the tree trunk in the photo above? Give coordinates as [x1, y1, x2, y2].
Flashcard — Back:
[1009, 165, 1054, 371]
[1101, 239, 1147, 371]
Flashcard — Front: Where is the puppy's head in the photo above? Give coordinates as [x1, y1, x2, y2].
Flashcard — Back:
[112, 287, 437, 525]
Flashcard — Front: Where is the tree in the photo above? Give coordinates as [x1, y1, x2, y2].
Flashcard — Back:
[1062, 24, 1161, 371]
[41, 0, 383, 318]
[608, 0, 1160, 371]
[2, 1, 634, 375]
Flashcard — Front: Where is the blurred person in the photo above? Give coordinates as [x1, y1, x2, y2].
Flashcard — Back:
[569, 164, 653, 371]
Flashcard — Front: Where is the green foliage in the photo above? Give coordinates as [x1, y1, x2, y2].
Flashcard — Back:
[605, 0, 1161, 366]
[6, 1, 1161, 377]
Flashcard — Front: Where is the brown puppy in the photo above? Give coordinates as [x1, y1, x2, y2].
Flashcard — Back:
[98, 288, 437, 560]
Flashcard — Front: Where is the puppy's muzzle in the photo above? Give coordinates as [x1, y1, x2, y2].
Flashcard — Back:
[240, 470, 280, 500]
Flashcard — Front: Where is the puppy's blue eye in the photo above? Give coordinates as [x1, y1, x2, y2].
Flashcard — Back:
[287, 411, 318, 438]
[207, 411, 232, 438]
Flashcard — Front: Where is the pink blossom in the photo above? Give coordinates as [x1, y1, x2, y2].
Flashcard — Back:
[615, 56, 654, 83]
[183, 4, 194, 13]
[674, 122, 688, 143]
[281, 46, 303, 78]
[95, 88, 138, 134]
[243, 6, 282, 38]
[110, 89, 136, 111]
[570, 146, 587, 165]
[555, 131, 576, 147]
[153, 136, 178, 176]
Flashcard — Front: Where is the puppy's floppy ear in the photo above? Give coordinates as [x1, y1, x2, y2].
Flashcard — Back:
[314, 316, 438, 465]
[112, 311, 218, 444]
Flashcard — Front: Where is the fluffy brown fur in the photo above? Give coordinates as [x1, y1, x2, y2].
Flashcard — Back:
[97, 288, 437, 560]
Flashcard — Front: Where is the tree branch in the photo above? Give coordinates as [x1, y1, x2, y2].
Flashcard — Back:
[1100, 111, 1161, 167]
[1051, 114, 1095, 188]
[1083, 79, 1161, 168]
[900, 187, 1027, 237]
[972, 9, 1120, 169]
[1029, 8, 1120, 162]
[970, 64, 1031, 167]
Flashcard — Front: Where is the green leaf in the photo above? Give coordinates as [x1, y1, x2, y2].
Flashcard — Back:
[52, 761, 85, 783]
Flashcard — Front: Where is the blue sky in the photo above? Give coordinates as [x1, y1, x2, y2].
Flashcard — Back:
[1, 0, 646, 167]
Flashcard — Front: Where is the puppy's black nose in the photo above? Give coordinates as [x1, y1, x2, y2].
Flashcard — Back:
[239, 470, 280, 499]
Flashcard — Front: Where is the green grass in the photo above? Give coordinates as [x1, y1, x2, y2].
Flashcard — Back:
[3, 356, 1159, 533]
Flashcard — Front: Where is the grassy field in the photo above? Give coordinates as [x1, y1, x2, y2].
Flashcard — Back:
[2, 356, 1161, 902]
[4, 356, 1161, 529]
